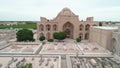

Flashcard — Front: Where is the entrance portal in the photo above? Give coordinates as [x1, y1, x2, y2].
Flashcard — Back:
[65, 29, 71, 38]
[63, 22, 73, 38]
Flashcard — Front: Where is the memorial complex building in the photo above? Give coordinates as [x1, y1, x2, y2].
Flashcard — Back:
[37, 7, 120, 59]
[0, 7, 120, 68]
[37, 8, 102, 40]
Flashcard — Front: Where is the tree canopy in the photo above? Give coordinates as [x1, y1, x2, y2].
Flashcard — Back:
[99, 22, 102, 26]
[39, 35, 45, 41]
[76, 38, 81, 42]
[53, 32, 66, 41]
[16, 29, 34, 42]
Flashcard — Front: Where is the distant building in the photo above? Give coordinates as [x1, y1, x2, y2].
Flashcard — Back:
[0, 21, 18, 25]
[37, 8, 103, 40]
[0, 21, 26, 25]
[17, 21, 26, 25]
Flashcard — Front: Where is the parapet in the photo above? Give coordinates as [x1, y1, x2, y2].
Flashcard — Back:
[40, 17, 48, 22]
[86, 17, 94, 22]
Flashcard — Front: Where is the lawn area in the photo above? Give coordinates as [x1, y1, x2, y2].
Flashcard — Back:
[0, 23, 36, 29]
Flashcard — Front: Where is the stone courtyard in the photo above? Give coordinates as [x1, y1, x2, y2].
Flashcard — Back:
[0, 56, 61, 68]
[0, 33, 119, 68]
[67, 56, 120, 68]
[77, 42, 111, 55]
[0, 39, 119, 68]
[0, 42, 42, 55]
[40, 42, 79, 54]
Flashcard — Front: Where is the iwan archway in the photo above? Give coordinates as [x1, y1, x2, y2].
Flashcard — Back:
[63, 22, 74, 38]
[111, 38, 117, 54]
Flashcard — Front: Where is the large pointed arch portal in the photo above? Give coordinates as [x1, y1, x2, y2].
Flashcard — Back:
[63, 22, 74, 38]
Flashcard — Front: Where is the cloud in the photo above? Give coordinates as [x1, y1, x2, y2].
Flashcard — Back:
[0, 0, 120, 21]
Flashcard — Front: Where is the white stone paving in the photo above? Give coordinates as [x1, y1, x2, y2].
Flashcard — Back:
[40, 42, 79, 54]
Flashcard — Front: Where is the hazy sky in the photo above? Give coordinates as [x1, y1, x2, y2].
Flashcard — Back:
[0, 0, 120, 21]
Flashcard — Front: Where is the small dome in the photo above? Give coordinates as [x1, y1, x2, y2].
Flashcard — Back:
[22, 47, 34, 52]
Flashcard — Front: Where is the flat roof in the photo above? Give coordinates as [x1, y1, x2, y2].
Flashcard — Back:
[93, 26, 118, 30]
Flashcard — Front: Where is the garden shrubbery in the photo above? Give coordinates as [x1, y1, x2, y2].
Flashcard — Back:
[48, 39, 54, 42]
[76, 38, 81, 42]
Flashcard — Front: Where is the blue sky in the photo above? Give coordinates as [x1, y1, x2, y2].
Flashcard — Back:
[0, 0, 120, 21]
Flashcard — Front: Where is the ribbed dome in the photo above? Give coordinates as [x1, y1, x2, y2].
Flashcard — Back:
[22, 47, 34, 52]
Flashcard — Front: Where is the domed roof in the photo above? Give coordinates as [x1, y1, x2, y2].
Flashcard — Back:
[57, 7, 76, 16]
[62, 7, 71, 11]
[22, 47, 34, 52]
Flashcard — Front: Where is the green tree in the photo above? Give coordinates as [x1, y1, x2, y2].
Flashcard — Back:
[28, 63, 32, 68]
[48, 39, 54, 42]
[53, 32, 66, 41]
[39, 36, 45, 41]
[76, 38, 81, 42]
[112, 22, 116, 25]
[106, 22, 109, 24]
[16, 29, 34, 42]
[99, 22, 102, 26]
